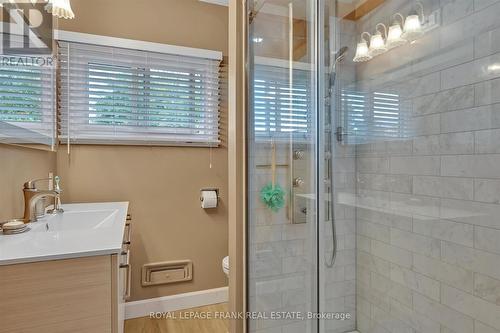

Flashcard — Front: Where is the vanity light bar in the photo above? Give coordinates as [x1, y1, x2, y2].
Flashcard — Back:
[353, 2, 441, 63]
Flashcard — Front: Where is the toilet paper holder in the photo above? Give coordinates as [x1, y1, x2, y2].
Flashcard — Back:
[200, 188, 220, 208]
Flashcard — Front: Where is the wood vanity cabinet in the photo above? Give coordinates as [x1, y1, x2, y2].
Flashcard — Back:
[0, 219, 131, 333]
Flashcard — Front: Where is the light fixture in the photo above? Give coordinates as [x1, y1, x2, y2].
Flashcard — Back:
[353, 32, 372, 63]
[45, 0, 74, 19]
[252, 37, 264, 43]
[387, 13, 407, 49]
[369, 23, 387, 56]
[402, 2, 424, 41]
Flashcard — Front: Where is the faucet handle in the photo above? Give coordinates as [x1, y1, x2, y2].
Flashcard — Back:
[54, 176, 62, 193]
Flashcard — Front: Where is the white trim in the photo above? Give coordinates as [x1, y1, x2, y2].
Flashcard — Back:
[199, 0, 228, 5]
[54, 30, 223, 60]
[124, 287, 228, 320]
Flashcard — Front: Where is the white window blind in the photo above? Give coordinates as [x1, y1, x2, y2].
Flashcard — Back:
[0, 38, 55, 146]
[341, 89, 409, 144]
[253, 63, 311, 141]
[58, 41, 222, 146]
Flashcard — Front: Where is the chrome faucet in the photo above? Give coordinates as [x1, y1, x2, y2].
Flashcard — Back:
[23, 176, 64, 223]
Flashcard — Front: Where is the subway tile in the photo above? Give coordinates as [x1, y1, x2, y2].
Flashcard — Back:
[357, 219, 391, 243]
[475, 25, 500, 59]
[441, 52, 500, 90]
[371, 239, 413, 268]
[390, 263, 441, 301]
[441, 198, 500, 229]
[357, 157, 390, 174]
[413, 135, 441, 155]
[357, 251, 391, 278]
[413, 132, 475, 155]
[413, 292, 474, 333]
[413, 216, 474, 247]
[442, 285, 500, 331]
[325, 280, 356, 299]
[412, 253, 474, 293]
[440, 104, 500, 133]
[442, 155, 500, 179]
[442, 241, 500, 280]
[282, 256, 310, 274]
[413, 176, 473, 200]
[442, 0, 474, 24]
[390, 228, 441, 259]
[474, 0, 500, 11]
[390, 156, 440, 175]
[373, 303, 414, 333]
[358, 173, 412, 193]
[475, 321, 500, 333]
[475, 129, 500, 153]
[371, 271, 413, 307]
[474, 179, 500, 203]
[440, 1, 500, 48]
[474, 273, 500, 305]
[411, 36, 474, 76]
[439, 132, 475, 155]
[411, 113, 441, 136]
[413, 86, 474, 116]
[390, 298, 441, 333]
[475, 78, 500, 106]
[475, 226, 500, 254]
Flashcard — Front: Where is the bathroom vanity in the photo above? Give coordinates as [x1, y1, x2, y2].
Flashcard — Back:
[0, 202, 130, 333]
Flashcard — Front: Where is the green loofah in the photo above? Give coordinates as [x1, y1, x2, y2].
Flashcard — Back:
[260, 183, 286, 212]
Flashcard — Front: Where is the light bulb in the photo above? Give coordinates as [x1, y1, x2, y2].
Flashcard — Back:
[402, 14, 423, 41]
[369, 32, 387, 56]
[45, 0, 75, 19]
[353, 40, 372, 62]
[387, 23, 407, 49]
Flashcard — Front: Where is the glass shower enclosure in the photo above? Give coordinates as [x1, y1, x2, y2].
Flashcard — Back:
[247, 0, 500, 332]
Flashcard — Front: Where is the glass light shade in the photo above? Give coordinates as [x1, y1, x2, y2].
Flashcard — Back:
[369, 33, 387, 56]
[386, 23, 407, 49]
[353, 40, 372, 62]
[402, 14, 423, 41]
[45, 0, 75, 19]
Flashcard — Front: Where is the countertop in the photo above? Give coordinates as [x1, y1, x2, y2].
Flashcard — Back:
[0, 202, 129, 266]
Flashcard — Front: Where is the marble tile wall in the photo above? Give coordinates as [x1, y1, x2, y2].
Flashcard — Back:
[352, 0, 500, 332]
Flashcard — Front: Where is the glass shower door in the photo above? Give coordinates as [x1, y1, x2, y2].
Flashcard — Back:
[247, 0, 319, 332]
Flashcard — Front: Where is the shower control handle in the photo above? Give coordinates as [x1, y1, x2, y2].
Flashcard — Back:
[293, 177, 304, 187]
[293, 150, 305, 160]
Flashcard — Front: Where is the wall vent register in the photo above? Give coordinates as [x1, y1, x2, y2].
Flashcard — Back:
[142, 260, 193, 286]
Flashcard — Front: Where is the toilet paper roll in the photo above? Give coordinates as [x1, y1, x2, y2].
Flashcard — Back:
[201, 190, 218, 209]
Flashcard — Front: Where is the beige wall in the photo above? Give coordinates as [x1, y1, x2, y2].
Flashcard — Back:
[57, 0, 229, 301]
[0, 144, 56, 221]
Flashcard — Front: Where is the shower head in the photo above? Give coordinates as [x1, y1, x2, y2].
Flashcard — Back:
[334, 46, 349, 63]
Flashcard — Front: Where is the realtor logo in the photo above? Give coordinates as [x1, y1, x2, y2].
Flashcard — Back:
[2, 0, 53, 55]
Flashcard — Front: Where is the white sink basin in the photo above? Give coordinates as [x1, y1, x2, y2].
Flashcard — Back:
[43, 210, 117, 232]
[0, 202, 129, 266]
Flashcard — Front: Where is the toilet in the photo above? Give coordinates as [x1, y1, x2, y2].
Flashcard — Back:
[222, 256, 229, 277]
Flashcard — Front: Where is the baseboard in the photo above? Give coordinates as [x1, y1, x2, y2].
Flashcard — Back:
[125, 286, 229, 320]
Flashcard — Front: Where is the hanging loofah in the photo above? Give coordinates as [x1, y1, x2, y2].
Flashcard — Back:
[260, 141, 286, 212]
[260, 182, 286, 212]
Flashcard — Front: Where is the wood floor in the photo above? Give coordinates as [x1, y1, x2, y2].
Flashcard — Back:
[125, 303, 229, 333]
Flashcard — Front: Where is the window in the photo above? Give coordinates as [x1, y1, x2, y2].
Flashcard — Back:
[253, 62, 312, 141]
[0, 54, 55, 146]
[341, 89, 409, 144]
[58, 41, 222, 146]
